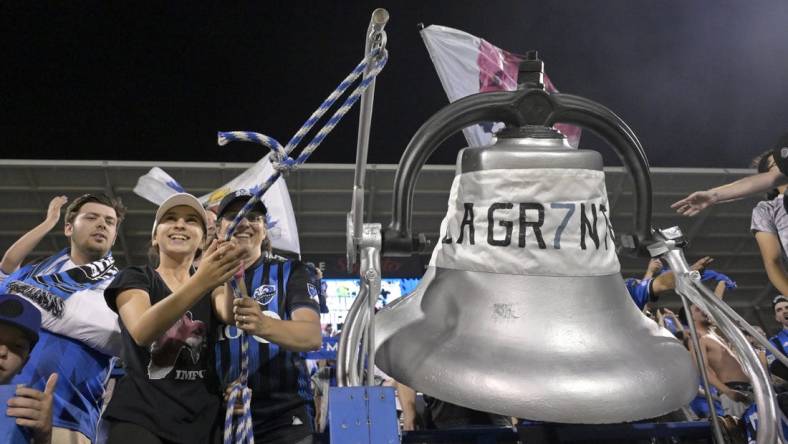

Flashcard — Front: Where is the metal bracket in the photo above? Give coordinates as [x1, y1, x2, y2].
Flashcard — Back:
[652, 226, 782, 444]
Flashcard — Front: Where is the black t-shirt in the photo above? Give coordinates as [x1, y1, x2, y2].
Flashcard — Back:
[103, 265, 220, 443]
[213, 256, 320, 423]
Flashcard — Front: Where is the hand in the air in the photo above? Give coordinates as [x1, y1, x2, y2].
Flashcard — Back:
[671, 191, 716, 216]
[645, 258, 663, 276]
[45, 196, 68, 227]
[690, 256, 714, 272]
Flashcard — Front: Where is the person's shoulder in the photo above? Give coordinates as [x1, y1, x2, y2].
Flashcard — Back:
[105, 265, 156, 311]
[700, 331, 722, 345]
[110, 265, 156, 288]
[753, 198, 779, 213]
[752, 198, 780, 227]
[118, 264, 155, 278]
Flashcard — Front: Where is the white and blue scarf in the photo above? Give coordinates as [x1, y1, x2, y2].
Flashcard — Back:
[0, 249, 117, 318]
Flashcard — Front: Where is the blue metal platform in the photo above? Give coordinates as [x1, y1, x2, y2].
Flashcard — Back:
[324, 386, 713, 443]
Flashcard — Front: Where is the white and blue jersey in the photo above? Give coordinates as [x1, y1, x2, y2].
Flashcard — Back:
[0, 254, 119, 442]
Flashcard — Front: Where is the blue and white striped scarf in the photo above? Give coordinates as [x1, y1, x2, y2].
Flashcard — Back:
[0, 248, 117, 318]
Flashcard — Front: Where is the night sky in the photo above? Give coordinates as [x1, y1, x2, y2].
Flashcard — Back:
[2, 1, 787, 168]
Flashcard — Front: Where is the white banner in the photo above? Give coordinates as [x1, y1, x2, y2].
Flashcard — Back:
[133, 156, 300, 254]
[430, 169, 619, 276]
[420, 24, 581, 148]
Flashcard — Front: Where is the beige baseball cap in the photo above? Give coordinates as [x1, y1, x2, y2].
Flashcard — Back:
[151, 193, 208, 239]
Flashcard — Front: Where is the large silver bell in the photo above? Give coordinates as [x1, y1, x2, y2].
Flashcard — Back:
[375, 129, 698, 423]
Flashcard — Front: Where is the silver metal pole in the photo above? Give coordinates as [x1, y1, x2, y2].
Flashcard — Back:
[348, 8, 389, 272]
[659, 234, 779, 443]
[338, 8, 390, 386]
[361, 233, 382, 386]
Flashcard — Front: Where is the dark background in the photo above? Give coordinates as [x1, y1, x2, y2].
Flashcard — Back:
[2, 1, 787, 167]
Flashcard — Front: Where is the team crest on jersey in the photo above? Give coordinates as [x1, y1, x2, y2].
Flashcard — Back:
[253, 284, 277, 306]
[307, 283, 319, 301]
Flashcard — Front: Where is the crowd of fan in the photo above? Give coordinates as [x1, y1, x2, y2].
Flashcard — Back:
[1, 134, 788, 443]
[0, 190, 323, 444]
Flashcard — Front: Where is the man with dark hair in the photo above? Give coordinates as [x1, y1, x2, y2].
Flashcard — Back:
[0, 193, 125, 443]
[213, 190, 321, 444]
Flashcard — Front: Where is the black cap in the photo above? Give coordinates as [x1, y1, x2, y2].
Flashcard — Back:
[216, 190, 268, 219]
[773, 295, 788, 310]
[0, 294, 41, 348]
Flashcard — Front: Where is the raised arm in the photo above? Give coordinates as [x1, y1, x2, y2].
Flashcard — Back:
[651, 256, 714, 294]
[672, 170, 788, 216]
[1, 196, 67, 275]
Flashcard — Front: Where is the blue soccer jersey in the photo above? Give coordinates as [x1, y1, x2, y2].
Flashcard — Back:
[13, 331, 113, 441]
[214, 256, 321, 421]
[624, 277, 653, 310]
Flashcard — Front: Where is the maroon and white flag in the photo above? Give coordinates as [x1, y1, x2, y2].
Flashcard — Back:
[420, 24, 581, 148]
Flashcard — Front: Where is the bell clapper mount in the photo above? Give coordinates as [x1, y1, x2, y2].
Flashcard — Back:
[339, 8, 388, 389]
[650, 226, 785, 444]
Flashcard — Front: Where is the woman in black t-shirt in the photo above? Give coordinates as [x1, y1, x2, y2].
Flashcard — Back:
[103, 193, 242, 444]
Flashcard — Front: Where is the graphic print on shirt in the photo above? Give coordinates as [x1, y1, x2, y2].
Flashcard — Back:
[253, 284, 277, 306]
[148, 311, 207, 380]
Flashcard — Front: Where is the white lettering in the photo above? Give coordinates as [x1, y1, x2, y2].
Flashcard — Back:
[175, 369, 206, 380]
[216, 310, 282, 344]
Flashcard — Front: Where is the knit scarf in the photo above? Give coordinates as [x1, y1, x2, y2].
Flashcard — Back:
[0, 249, 117, 318]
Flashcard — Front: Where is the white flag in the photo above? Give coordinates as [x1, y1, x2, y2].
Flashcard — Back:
[133, 156, 301, 254]
[420, 24, 581, 148]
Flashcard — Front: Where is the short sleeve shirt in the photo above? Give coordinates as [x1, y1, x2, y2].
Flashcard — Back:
[103, 265, 219, 444]
[751, 195, 788, 261]
[213, 257, 320, 421]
